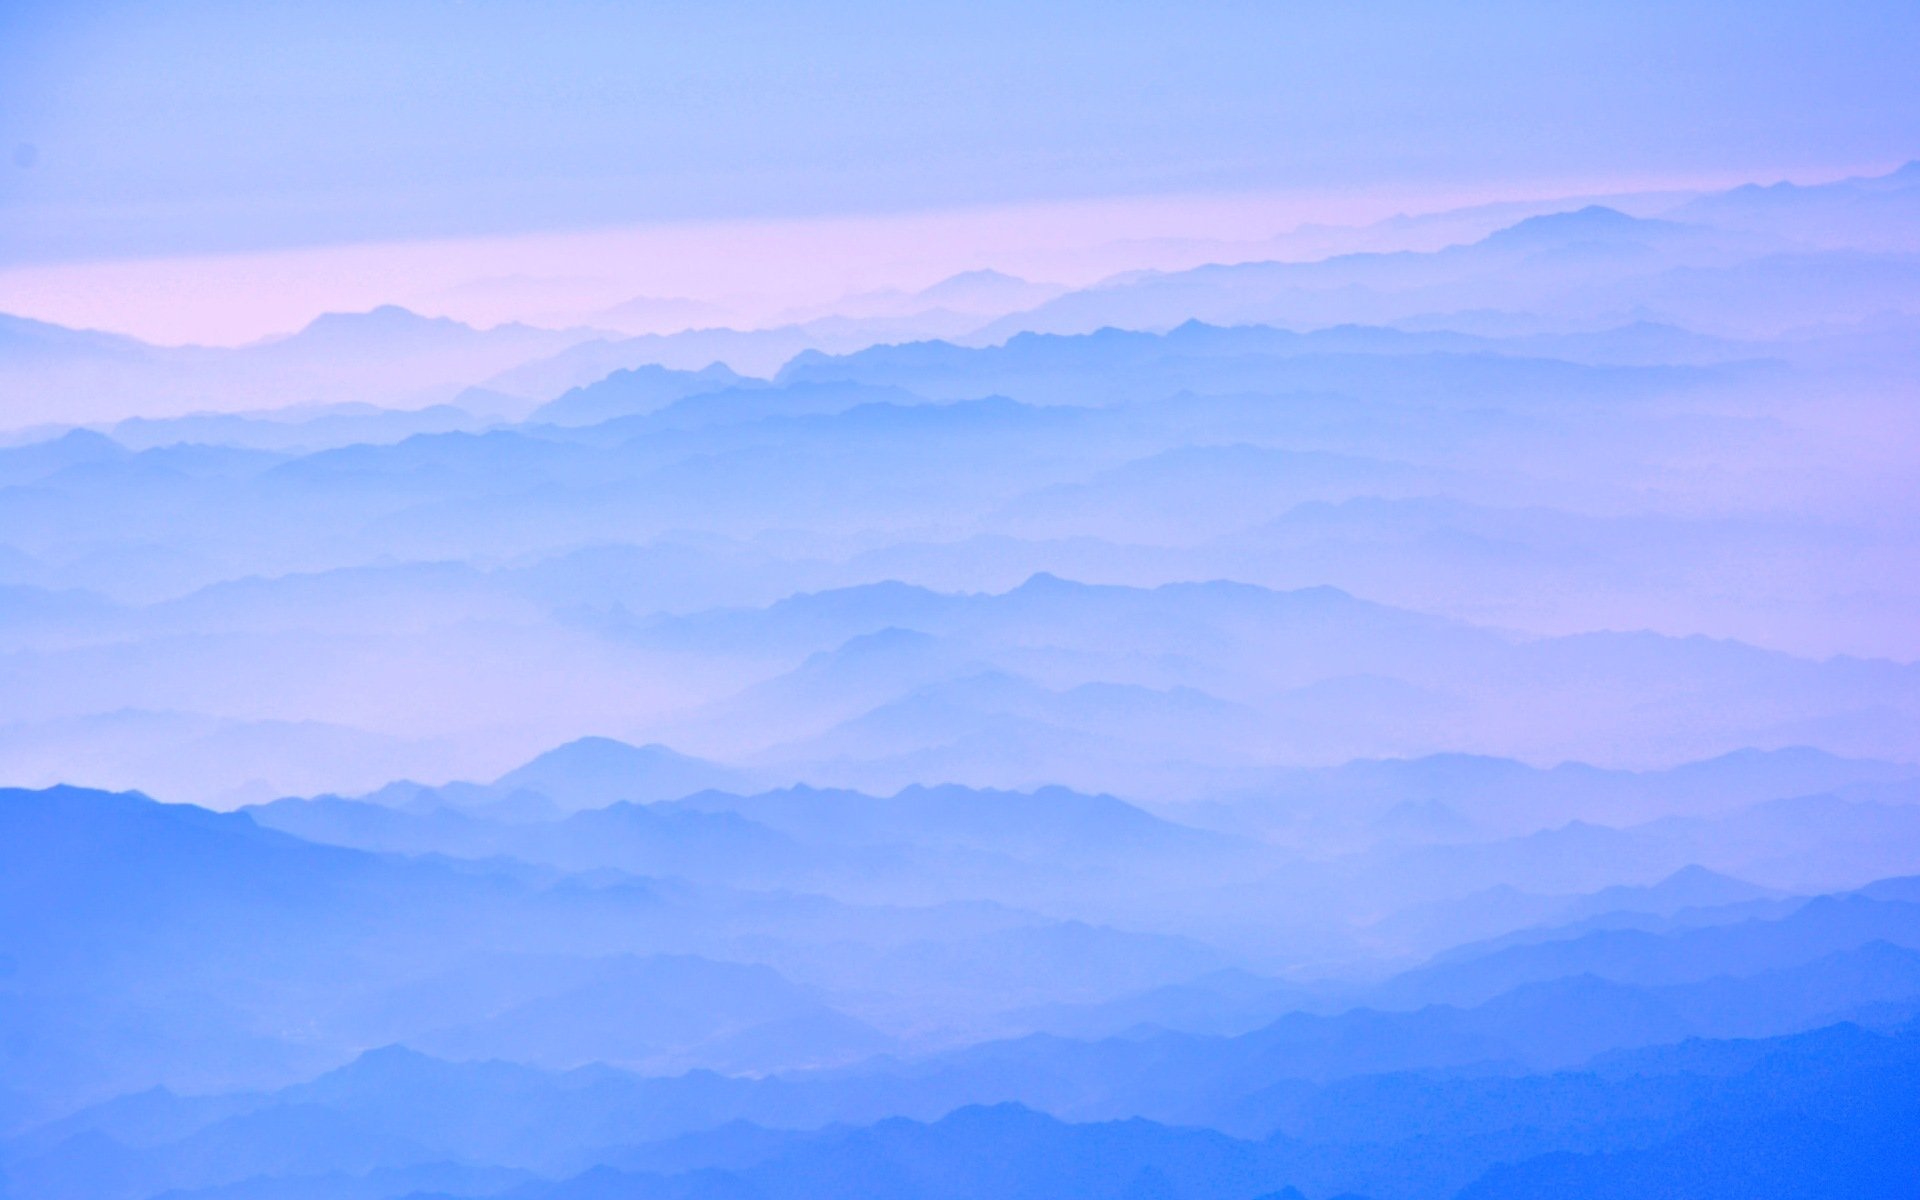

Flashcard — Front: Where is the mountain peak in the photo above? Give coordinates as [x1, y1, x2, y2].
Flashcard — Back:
[913, 269, 1064, 313]
[496, 736, 691, 780]
[1013, 571, 1079, 592]
[299, 305, 459, 333]
[492, 738, 745, 810]
[279, 305, 485, 350]
[1481, 205, 1678, 248]
[927, 268, 1028, 289]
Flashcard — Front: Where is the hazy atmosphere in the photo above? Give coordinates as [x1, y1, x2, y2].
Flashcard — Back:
[3, 4, 1919, 1199]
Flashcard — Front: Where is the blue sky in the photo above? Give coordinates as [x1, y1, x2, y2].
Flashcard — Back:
[4, 0, 1918, 268]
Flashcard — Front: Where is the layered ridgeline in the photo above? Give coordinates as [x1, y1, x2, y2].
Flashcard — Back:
[4, 774, 1920, 1199]
[2, 168, 1918, 806]
[2, 166, 1919, 1199]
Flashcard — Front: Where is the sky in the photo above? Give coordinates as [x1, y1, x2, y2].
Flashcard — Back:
[2, 0, 1918, 343]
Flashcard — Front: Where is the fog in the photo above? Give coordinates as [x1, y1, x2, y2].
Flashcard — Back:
[3, 17, 1919, 1198]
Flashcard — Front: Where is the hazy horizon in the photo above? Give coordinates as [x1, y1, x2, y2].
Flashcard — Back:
[3, 6, 1918, 1200]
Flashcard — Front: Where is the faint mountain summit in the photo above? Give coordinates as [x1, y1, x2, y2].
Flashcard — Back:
[1478, 206, 1690, 250]
[493, 737, 750, 810]
[915, 269, 1067, 314]
[273, 304, 482, 349]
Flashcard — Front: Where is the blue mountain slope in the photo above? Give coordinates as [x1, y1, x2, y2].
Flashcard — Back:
[1455, 1027, 1920, 1200]
[1373, 887, 1920, 1008]
[5, 784, 1265, 1125]
[0, 788, 793, 1110]
[45, 1021, 1920, 1200]
[0, 429, 132, 486]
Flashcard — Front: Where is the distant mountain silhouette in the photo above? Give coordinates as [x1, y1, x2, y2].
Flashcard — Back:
[493, 737, 753, 809]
